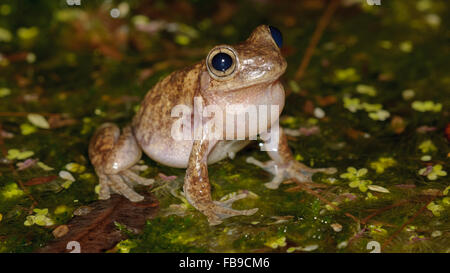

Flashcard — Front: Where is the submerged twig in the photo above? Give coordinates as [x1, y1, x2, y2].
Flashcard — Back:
[23, 175, 59, 186]
[361, 199, 410, 225]
[290, 178, 360, 223]
[294, 0, 341, 81]
[0, 112, 61, 118]
[347, 228, 367, 246]
[381, 197, 436, 251]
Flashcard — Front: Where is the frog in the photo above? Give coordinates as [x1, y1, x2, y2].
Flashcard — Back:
[88, 25, 336, 225]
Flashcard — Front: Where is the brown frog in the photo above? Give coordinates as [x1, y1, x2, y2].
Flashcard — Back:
[89, 25, 336, 225]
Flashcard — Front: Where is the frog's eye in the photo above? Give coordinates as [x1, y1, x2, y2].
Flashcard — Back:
[212, 53, 232, 72]
[269, 25, 283, 48]
[206, 47, 237, 79]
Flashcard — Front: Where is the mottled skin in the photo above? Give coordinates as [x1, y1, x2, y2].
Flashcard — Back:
[89, 25, 336, 225]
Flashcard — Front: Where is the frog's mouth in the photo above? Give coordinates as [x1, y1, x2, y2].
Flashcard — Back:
[244, 79, 285, 99]
[227, 78, 284, 94]
[227, 74, 285, 93]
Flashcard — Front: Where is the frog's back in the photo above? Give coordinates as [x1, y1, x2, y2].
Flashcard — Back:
[132, 63, 202, 168]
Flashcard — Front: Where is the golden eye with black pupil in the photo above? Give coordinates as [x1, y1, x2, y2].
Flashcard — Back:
[206, 47, 238, 80]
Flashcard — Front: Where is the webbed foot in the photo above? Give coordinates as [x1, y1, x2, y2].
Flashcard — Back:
[204, 192, 258, 225]
[246, 156, 336, 189]
[89, 123, 154, 202]
[98, 168, 155, 202]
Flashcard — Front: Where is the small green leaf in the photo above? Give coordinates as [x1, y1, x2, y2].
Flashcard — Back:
[20, 123, 37, 135]
[37, 161, 54, 171]
[0, 87, 11, 97]
[6, 149, 34, 160]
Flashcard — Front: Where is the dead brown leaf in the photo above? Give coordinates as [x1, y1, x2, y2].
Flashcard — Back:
[346, 128, 365, 139]
[48, 115, 77, 129]
[315, 95, 337, 107]
[390, 115, 406, 134]
[24, 175, 58, 186]
[303, 100, 315, 115]
[36, 192, 159, 253]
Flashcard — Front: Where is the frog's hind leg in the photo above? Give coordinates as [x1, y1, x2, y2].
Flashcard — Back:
[184, 139, 258, 226]
[89, 123, 155, 202]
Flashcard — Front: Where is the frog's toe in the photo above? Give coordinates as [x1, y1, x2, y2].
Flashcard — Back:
[207, 205, 258, 226]
[130, 165, 148, 172]
[289, 162, 337, 177]
[201, 192, 258, 225]
[216, 192, 250, 207]
[246, 157, 277, 175]
[264, 172, 284, 189]
[287, 166, 313, 182]
[98, 173, 111, 200]
[214, 205, 259, 220]
[121, 169, 154, 186]
[206, 216, 223, 226]
[108, 174, 144, 202]
[248, 157, 336, 188]
[321, 167, 337, 175]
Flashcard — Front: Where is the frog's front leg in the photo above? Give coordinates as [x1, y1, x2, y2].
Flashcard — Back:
[184, 138, 258, 225]
[88, 123, 154, 202]
[246, 128, 336, 189]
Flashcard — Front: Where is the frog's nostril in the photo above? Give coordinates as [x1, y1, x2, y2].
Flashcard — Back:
[211, 52, 233, 72]
[269, 25, 283, 48]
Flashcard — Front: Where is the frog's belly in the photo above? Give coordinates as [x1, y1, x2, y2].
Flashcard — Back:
[140, 137, 250, 168]
[207, 140, 251, 164]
